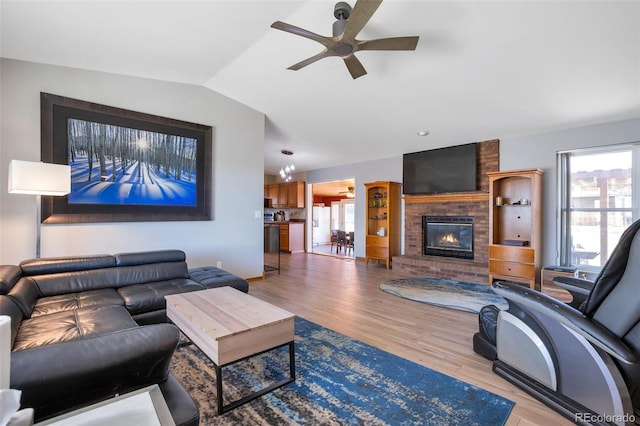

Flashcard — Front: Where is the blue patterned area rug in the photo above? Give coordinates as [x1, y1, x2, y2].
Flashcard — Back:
[380, 278, 509, 313]
[171, 317, 514, 425]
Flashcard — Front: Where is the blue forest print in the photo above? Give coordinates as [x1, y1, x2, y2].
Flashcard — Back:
[67, 118, 197, 206]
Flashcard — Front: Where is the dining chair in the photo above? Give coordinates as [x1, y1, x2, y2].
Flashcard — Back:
[330, 229, 339, 252]
[336, 230, 347, 253]
[346, 231, 355, 255]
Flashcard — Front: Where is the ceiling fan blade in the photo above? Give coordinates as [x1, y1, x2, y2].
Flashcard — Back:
[358, 36, 419, 51]
[271, 21, 332, 47]
[287, 50, 332, 71]
[343, 54, 367, 79]
[341, 0, 383, 40]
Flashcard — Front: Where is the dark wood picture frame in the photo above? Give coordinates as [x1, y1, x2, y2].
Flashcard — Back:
[40, 92, 212, 223]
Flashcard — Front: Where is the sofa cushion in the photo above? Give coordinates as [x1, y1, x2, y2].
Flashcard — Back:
[0, 265, 22, 295]
[115, 262, 189, 288]
[31, 288, 124, 318]
[117, 279, 204, 315]
[114, 249, 186, 266]
[188, 266, 249, 293]
[19, 255, 115, 276]
[12, 305, 137, 351]
[28, 268, 120, 297]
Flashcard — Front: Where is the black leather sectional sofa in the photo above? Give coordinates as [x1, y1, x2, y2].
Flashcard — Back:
[0, 249, 250, 425]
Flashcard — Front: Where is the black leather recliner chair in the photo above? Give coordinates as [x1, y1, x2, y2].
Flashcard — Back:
[474, 219, 640, 425]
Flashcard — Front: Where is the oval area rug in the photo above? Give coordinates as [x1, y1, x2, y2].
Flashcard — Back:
[380, 277, 508, 313]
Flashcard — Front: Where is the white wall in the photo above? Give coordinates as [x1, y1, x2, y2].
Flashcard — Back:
[501, 118, 640, 265]
[306, 118, 640, 266]
[0, 59, 266, 278]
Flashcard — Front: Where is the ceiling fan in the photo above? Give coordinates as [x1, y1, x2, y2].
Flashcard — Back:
[271, 0, 419, 79]
[339, 186, 356, 198]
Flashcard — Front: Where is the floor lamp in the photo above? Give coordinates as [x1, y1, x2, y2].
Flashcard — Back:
[8, 160, 71, 258]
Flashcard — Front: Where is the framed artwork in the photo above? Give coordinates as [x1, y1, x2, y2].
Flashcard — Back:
[40, 92, 212, 223]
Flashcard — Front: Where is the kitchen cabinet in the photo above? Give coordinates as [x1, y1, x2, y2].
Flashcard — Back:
[267, 184, 280, 207]
[488, 168, 543, 289]
[364, 181, 401, 269]
[279, 222, 305, 253]
[287, 181, 305, 208]
[278, 183, 289, 207]
[264, 181, 305, 208]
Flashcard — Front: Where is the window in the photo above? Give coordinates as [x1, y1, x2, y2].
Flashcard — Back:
[341, 199, 355, 233]
[331, 201, 340, 230]
[331, 199, 355, 232]
[558, 145, 638, 272]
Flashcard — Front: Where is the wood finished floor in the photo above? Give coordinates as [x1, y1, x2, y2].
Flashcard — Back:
[252, 252, 573, 425]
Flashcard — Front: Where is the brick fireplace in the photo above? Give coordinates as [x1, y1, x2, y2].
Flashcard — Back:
[393, 140, 499, 284]
[423, 216, 474, 260]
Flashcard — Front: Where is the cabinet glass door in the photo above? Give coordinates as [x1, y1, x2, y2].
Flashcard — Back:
[367, 185, 388, 236]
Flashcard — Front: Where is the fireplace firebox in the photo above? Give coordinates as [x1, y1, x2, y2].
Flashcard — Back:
[423, 216, 474, 260]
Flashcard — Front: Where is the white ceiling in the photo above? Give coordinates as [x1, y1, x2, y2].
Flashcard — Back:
[2, 1, 639, 176]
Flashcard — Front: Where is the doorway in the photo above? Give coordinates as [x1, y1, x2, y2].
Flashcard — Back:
[310, 179, 355, 258]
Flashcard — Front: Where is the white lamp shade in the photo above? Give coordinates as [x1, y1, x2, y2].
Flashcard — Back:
[8, 160, 70, 196]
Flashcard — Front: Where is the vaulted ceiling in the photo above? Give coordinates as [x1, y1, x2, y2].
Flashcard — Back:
[2, 1, 638, 176]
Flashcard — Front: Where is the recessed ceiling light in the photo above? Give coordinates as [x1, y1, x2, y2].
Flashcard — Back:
[417, 130, 430, 136]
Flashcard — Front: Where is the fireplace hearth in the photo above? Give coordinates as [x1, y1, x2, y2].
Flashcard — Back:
[423, 216, 474, 260]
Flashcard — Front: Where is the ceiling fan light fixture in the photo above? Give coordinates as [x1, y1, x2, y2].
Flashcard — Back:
[271, 0, 419, 79]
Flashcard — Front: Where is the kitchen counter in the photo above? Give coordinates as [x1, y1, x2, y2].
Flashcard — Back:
[264, 221, 304, 253]
[264, 224, 280, 274]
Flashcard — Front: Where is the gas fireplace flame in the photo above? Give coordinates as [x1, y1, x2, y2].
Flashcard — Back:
[439, 233, 460, 247]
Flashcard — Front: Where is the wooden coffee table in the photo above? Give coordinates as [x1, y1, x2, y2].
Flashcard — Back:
[165, 287, 295, 414]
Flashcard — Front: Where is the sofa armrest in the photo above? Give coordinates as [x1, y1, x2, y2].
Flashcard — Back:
[0, 265, 22, 295]
[159, 375, 200, 426]
[11, 323, 180, 421]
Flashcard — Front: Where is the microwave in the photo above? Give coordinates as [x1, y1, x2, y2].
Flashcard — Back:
[264, 212, 275, 221]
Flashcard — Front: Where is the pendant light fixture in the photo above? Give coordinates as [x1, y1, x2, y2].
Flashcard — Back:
[279, 149, 295, 181]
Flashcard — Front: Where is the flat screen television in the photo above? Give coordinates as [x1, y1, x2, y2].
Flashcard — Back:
[403, 143, 477, 195]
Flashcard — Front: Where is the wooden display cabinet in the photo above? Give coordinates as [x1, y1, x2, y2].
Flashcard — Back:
[488, 168, 543, 289]
[541, 266, 578, 290]
[364, 181, 401, 269]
